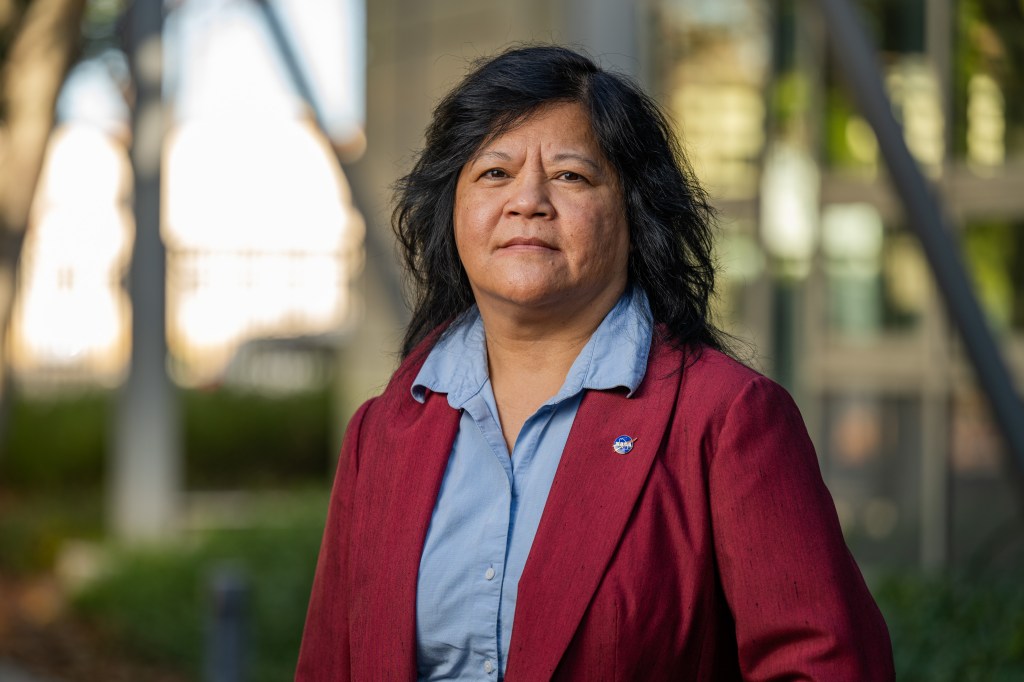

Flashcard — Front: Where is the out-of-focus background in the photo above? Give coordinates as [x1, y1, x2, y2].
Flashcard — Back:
[0, 0, 1022, 680]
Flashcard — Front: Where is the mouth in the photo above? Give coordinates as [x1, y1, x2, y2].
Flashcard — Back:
[500, 237, 558, 250]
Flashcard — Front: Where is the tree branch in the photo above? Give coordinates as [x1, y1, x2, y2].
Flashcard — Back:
[0, 0, 86, 238]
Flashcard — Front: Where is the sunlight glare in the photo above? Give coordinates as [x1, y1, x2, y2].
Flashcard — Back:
[163, 117, 361, 385]
[11, 124, 132, 384]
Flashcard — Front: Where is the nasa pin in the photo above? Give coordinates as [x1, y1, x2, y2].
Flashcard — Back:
[612, 435, 636, 455]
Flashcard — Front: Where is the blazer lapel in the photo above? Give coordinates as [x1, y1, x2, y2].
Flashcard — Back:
[505, 340, 681, 681]
[349, 387, 460, 681]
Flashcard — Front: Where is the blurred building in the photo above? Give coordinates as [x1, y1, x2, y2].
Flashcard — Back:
[658, 0, 1024, 569]
[345, 0, 1024, 570]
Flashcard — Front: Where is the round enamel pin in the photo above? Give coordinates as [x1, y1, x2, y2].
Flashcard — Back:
[613, 435, 636, 455]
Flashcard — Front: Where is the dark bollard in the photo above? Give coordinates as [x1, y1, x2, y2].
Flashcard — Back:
[205, 564, 249, 682]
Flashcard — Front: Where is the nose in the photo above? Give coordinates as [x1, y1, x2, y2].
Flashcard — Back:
[505, 172, 554, 219]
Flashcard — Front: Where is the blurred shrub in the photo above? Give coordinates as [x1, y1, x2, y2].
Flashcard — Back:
[1, 393, 110, 490]
[0, 388, 333, 492]
[74, 491, 328, 682]
[75, 520, 1024, 682]
[875, 571, 1024, 681]
[183, 388, 332, 488]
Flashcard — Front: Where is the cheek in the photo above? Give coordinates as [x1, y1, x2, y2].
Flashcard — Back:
[454, 194, 492, 245]
[586, 214, 630, 278]
[580, 204, 629, 253]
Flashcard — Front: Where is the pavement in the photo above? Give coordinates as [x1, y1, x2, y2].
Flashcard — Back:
[0, 660, 64, 682]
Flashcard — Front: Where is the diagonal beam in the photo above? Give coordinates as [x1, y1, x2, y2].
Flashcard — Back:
[252, 0, 407, 320]
[813, 0, 1024, 491]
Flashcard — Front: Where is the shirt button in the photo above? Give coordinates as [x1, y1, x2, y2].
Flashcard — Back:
[484, 660, 495, 674]
[484, 567, 496, 580]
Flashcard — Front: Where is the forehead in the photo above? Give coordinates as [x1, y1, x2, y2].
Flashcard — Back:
[472, 102, 603, 158]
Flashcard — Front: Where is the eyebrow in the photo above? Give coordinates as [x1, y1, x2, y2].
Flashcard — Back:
[474, 150, 512, 163]
[550, 152, 601, 173]
[472, 150, 603, 173]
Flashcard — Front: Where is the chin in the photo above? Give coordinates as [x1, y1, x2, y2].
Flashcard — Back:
[495, 290, 566, 311]
[494, 286, 607, 317]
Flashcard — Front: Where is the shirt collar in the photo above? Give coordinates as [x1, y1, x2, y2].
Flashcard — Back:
[411, 286, 653, 407]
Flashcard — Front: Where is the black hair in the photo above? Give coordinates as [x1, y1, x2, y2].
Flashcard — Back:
[393, 44, 727, 359]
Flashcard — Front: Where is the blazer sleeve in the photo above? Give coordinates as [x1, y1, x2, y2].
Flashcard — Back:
[295, 399, 373, 682]
[708, 375, 894, 681]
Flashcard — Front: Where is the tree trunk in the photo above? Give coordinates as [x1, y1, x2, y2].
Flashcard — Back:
[0, 0, 86, 440]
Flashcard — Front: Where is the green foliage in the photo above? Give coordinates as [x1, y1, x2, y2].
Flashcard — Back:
[771, 71, 810, 131]
[824, 87, 863, 168]
[875, 571, 1024, 681]
[0, 387, 334, 492]
[76, 548, 205, 669]
[74, 492, 329, 682]
[963, 220, 1024, 332]
[1, 392, 110, 490]
[183, 388, 332, 488]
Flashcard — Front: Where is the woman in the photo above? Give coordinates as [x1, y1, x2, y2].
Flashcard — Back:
[297, 45, 894, 681]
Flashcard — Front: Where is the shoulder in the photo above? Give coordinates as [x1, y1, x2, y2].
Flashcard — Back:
[650, 339, 777, 405]
[649, 339, 801, 440]
[681, 345, 764, 392]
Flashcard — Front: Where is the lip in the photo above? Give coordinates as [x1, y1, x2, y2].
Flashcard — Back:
[499, 236, 558, 250]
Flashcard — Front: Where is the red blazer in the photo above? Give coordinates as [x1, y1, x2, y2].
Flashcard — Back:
[296, 338, 894, 681]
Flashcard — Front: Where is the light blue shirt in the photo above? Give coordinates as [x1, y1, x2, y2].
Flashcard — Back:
[411, 287, 653, 681]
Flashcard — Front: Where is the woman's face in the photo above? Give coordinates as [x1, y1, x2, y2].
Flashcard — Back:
[453, 102, 630, 321]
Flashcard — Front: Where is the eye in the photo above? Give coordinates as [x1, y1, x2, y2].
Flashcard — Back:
[557, 171, 586, 182]
[481, 168, 509, 179]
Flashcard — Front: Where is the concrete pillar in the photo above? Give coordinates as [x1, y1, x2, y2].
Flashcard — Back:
[111, 0, 181, 541]
[565, 0, 644, 82]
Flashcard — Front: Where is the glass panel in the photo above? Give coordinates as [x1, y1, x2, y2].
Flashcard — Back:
[953, 0, 1024, 170]
[713, 218, 765, 332]
[824, 1, 940, 173]
[821, 392, 921, 566]
[654, 0, 770, 199]
[822, 205, 926, 338]
[950, 388, 1024, 567]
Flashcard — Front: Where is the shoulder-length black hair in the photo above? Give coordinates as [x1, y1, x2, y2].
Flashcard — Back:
[393, 44, 726, 358]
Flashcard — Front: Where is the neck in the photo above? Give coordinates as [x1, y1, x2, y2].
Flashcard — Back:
[481, 289, 622, 411]
[483, 321, 593, 390]
[481, 297, 617, 452]
[478, 285, 625, 385]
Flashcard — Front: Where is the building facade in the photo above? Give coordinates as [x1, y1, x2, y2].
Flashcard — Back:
[347, 0, 1024, 570]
